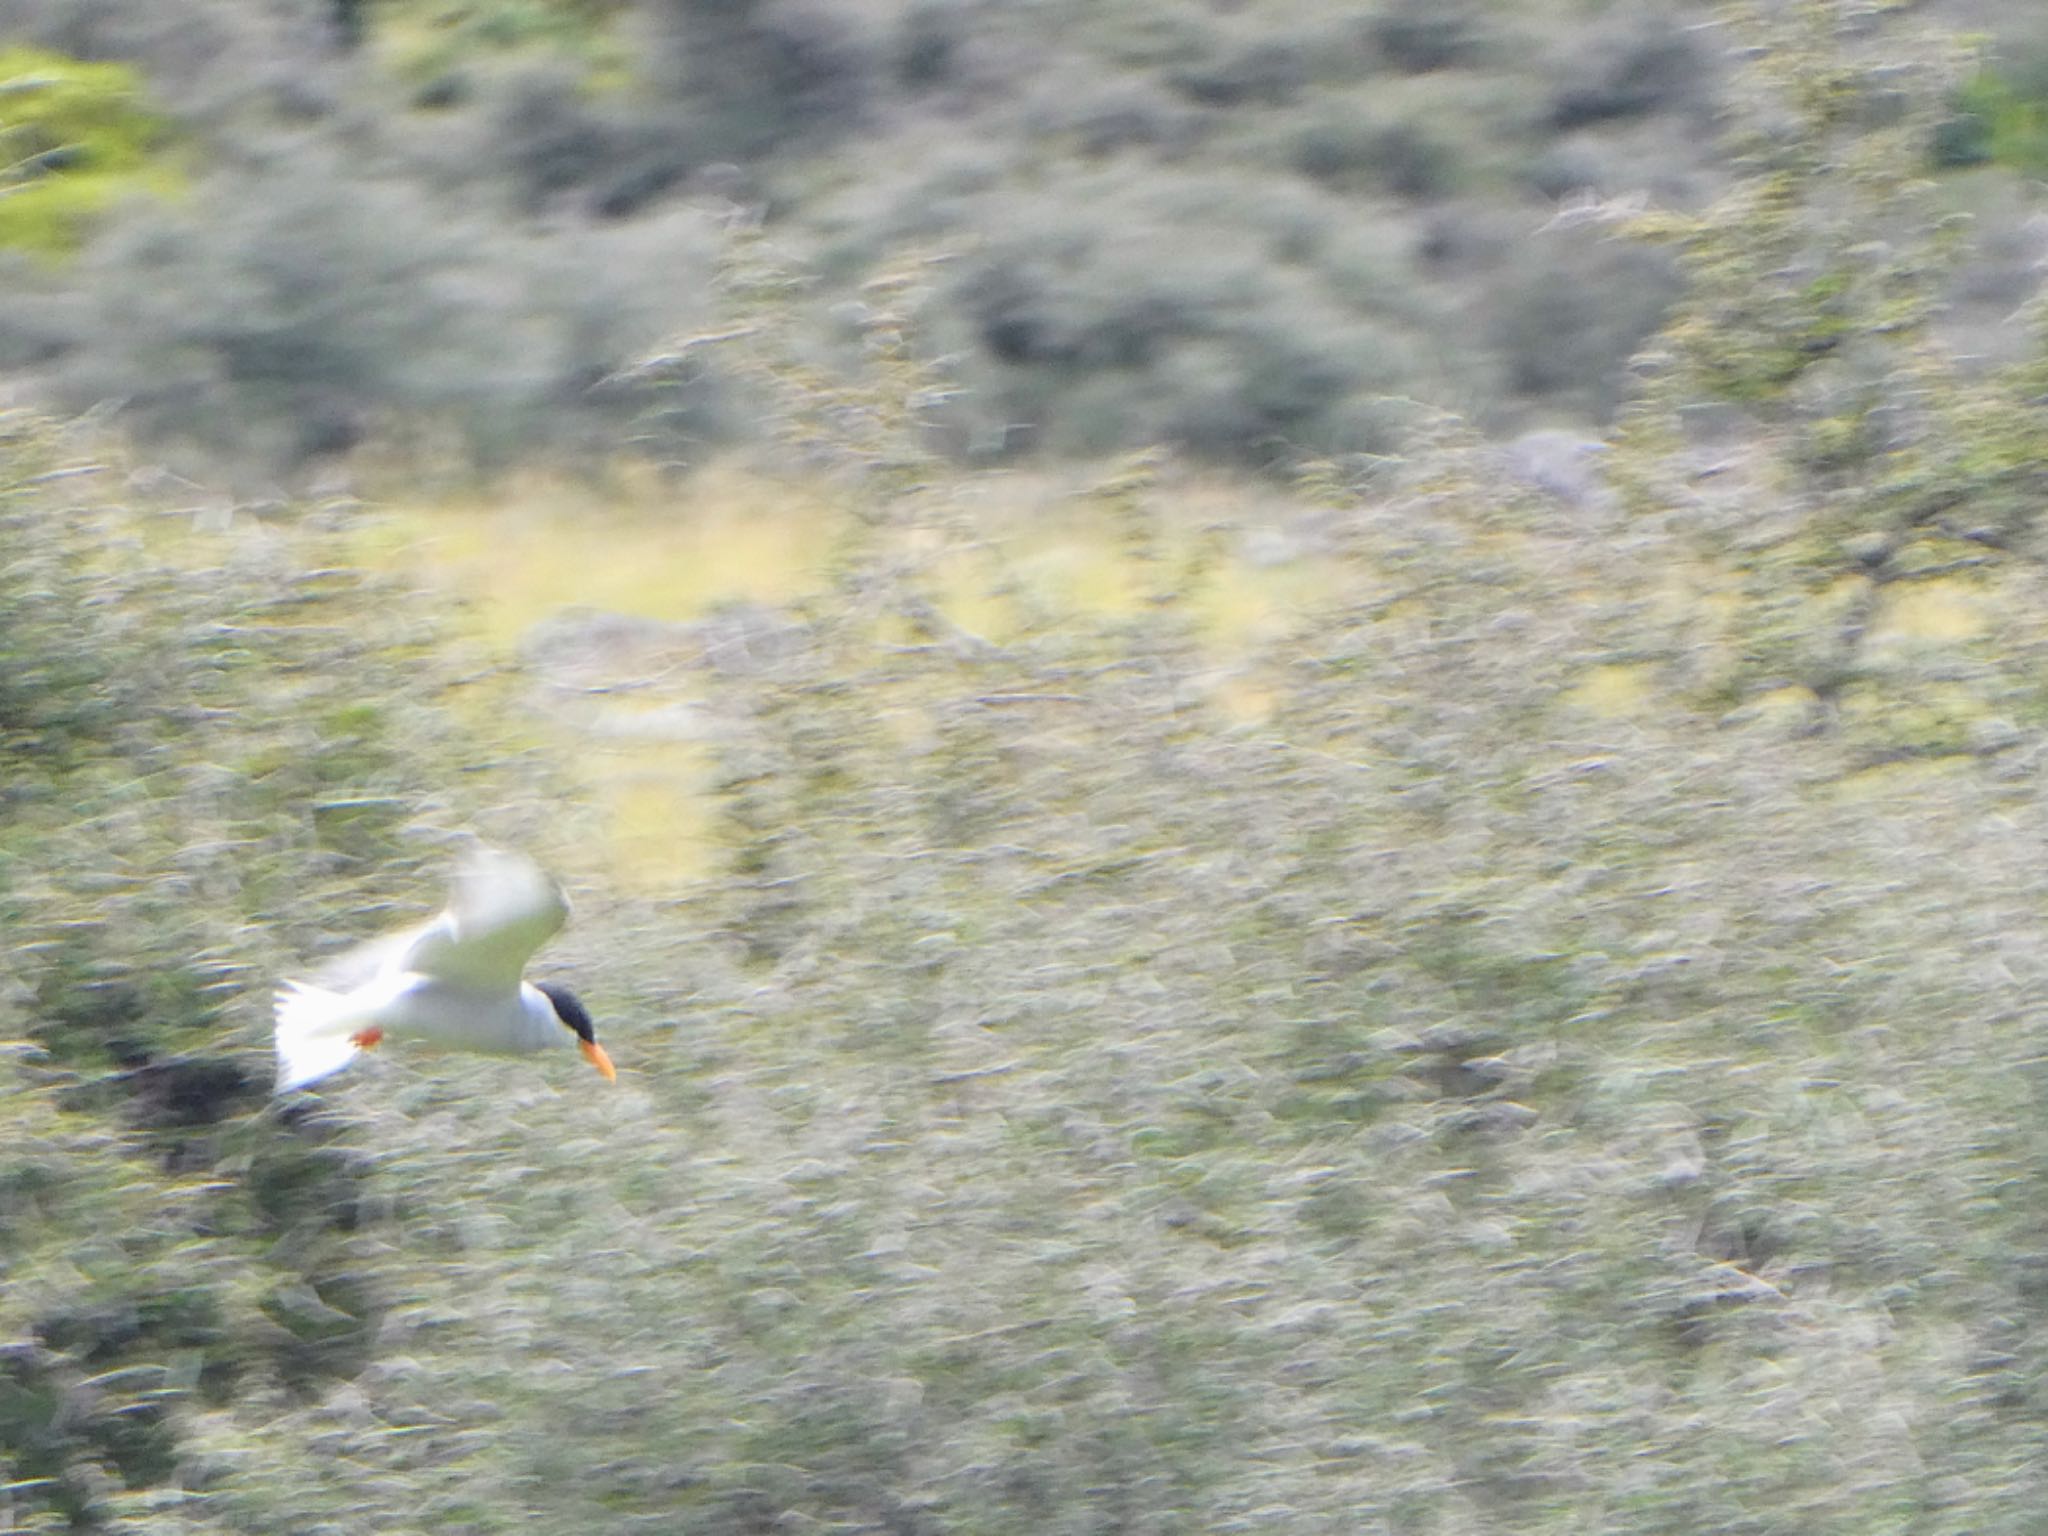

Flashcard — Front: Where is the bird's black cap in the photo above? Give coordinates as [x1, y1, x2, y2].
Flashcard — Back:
[536, 981, 597, 1043]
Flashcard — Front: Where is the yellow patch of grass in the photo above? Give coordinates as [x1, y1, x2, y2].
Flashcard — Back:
[1184, 550, 1347, 652]
[341, 456, 1396, 885]
[1751, 685, 1819, 723]
[355, 462, 847, 652]
[876, 703, 941, 755]
[583, 740, 723, 896]
[892, 467, 1375, 651]
[1650, 557, 1743, 628]
[897, 496, 1155, 643]
[923, 547, 1019, 644]
[1866, 578, 1991, 649]
[1830, 754, 1967, 802]
[1208, 672, 1279, 725]
[1006, 517, 1149, 625]
[1835, 678, 1988, 757]
[1565, 662, 1655, 718]
[348, 460, 856, 893]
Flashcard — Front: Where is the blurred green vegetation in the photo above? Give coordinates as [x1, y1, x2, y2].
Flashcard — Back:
[0, 409, 538, 1529]
[0, 0, 2037, 483]
[1938, 19, 2048, 175]
[10, 4, 2048, 1534]
[374, 0, 628, 74]
[0, 47, 172, 258]
[0, 0, 1701, 478]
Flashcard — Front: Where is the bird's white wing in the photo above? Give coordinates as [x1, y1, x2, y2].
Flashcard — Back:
[311, 919, 434, 993]
[394, 848, 569, 991]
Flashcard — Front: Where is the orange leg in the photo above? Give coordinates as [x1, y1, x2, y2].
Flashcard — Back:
[350, 1026, 385, 1050]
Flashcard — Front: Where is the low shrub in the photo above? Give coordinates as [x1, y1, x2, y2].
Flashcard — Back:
[0, 142, 724, 479]
[1484, 224, 1681, 421]
[1367, 0, 1487, 74]
[1292, 110, 1459, 198]
[1545, 6, 1712, 131]
[634, 0, 878, 159]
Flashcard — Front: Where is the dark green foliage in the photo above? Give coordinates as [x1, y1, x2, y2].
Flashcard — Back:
[895, 0, 964, 89]
[0, 541, 128, 764]
[0, 0, 1722, 478]
[1485, 227, 1681, 418]
[1368, 0, 1486, 74]
[1545, 7, 1713, 130]
[639, 0, 877, 158]
[939, 179, 1441, 466]
[0, 141, 723, 479]
[1292, 112, 1457, 198]
[1940, 64, 2048, 172]
[1166, 39, 1307, 108]
[12, 0, 2048, 488]
[488, 61, 688, 215]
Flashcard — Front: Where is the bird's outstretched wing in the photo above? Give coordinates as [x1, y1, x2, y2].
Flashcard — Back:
[311, 920, 429, 993]
[395, 847, 569, 991]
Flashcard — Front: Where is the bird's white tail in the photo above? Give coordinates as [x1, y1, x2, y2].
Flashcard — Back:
[273, 982, 365, 1092]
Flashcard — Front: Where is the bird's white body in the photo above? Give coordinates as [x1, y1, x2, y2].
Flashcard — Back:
[274, 848, 611, 1092]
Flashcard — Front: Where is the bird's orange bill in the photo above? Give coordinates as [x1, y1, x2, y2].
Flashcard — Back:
[351, 1027, 384, 1049]
[581, 1038, 617, 1082]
